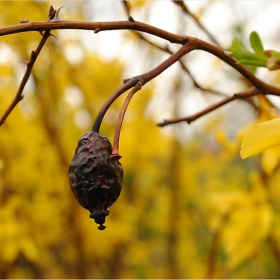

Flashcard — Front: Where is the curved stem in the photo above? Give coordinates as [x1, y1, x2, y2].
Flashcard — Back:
[92, 41, 196, 133]
[92, 77, 138, 133]
[110, 79, 143, 159]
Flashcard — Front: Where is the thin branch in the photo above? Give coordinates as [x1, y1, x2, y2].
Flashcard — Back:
[121, 3, 226, 97]
[122, 0, 131, 16]
[1, 18, 280, 128]
[0, 20, 188, 45]
[3, 20, 280, 97]
[110, 79, 143, 160]
[91, 77, 139, 133]
[195, 38, 280, 96]
[134, 32, 227, 97]
[0, 30, 51, 126]
[92, 40, 197, 133]
[172, 0, 222, 48]
[157, 87, 260, 126]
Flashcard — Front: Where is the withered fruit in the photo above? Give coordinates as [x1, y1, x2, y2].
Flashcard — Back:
[68, 131, 123, 230]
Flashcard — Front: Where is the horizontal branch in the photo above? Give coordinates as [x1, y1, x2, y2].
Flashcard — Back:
[1, 17, 280, 128]
[0, 19, 187, 44]
[157, 87, 260, 126]
[3, 19, 280, 97]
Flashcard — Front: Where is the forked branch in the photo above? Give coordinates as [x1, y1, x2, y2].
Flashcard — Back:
[1, 6, 280, 128]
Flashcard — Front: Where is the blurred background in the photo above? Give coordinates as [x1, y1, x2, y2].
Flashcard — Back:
[1, 0, 280, 278]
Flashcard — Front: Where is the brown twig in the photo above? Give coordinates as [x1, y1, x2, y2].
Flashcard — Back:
[5, 19, 279, 97]
[1, 16, 280, 127]
[1, 20, 280, 96]
[0, 20, 188, 44]
[110, 79, 143, 160]
[91, 77, 140, 133]
[122, 0, 131, 16]
[92, 39, 197, 133]
[195, 38, 280, 96]
[157, 87, 260, 126]
[136, 32, 227, 97]
[172, 0, 222, 48]
[121, 3, 226, 97]
[0, 30, 51, 126]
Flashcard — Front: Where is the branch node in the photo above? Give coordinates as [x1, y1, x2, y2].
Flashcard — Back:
[20, 19, 29, 24]
[48, 5, 56, 20]
[123, 77, 131, 84]
[128, 15, 135, 22]
[51, 6, 64, 22]
[31, 51, 37, 59]
[223, 50, 237, 62]
[182, 35, 188, 44]
[94, 27, 100, 34]
[136, 78, 144, 89]
[94, 23, 102, 34]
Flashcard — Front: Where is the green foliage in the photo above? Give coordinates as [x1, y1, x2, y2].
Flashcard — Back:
[228, 31, 268, 68]
[229, 30, 280, 71]
[249, 31, 265, 55]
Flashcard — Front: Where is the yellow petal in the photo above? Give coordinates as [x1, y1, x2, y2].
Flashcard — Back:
[240, 118, 280, 159]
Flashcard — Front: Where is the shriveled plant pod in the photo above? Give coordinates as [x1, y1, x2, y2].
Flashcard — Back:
[68, 130, 123, 230]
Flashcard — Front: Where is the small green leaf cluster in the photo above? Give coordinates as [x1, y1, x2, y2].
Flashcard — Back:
[229, 31, 280, 70]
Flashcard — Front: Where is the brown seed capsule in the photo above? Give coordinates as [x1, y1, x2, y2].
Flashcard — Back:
[68, 131, 123, 230]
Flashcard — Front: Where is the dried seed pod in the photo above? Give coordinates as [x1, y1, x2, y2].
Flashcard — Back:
[68, 131, 123, 230]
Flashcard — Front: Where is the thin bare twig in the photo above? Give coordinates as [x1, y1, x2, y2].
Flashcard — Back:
[134, 32, 227, 97]
[121, 3, 226, 97]
[92, 39, 197, 133]
[157, 87, 260, 126]
[110, 79, 143, 159]
[1, 19, 280, 96]
[0, 20, 188, 45]
[0, 30, 51, 126]
[172, 0, 222, 48]
[1, 15, 280, 127]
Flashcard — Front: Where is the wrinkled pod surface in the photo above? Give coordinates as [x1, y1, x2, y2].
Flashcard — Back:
[68, 131, 123, 230]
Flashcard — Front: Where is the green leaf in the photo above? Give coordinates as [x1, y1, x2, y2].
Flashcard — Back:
[237, 59, 267, 67]
[240, 118, 280, 159]
[249, 31, 264, 54]
[228, 40, 267, 64]
[228, 32, 268, 68]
